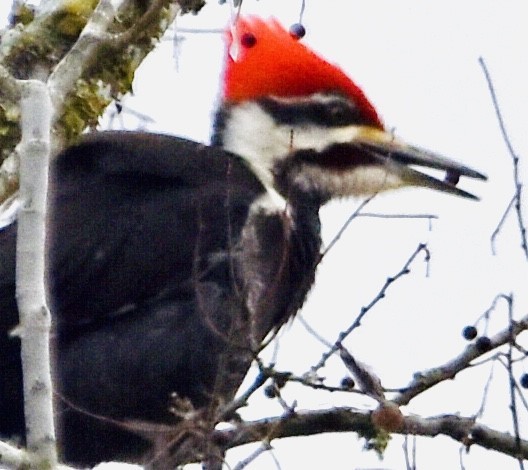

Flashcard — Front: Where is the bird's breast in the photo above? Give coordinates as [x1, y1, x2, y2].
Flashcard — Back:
[232, 189, 321, 339]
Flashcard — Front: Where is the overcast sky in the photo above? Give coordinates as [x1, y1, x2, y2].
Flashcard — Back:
[1, 2, 527, 469]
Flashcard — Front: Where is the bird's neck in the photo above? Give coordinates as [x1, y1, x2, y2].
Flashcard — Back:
[234, 193, 322, 335]
[212, 101, 330, 207]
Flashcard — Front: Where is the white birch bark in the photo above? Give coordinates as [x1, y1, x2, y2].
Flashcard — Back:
[15, 79, 56, 467]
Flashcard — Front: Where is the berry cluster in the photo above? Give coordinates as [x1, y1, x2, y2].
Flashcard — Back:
[462, 326, 528, 388]
[462, 325, 492, 352]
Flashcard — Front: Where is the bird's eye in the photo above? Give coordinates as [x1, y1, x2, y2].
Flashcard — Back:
[330, 106, 345, 119]
[328, 103, 355, 124]
[241, 33, 257, 48]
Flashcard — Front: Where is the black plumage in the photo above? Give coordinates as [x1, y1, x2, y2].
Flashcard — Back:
[0, 131, 322, 464]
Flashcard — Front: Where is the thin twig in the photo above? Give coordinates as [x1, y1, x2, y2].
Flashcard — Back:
[357, 212, 437, 220]
[403, 435, 417, 470]
[297, 313, 333, 348]
[491, 194, 516, 255]
[299, 0, 306, 23]
[514, 379, 528, 414]
[321, 195, 375, 257]
[472, 292, 513, 337]
[473, 361, 496, 419]
[232, 442, 273, 470]
[256, 360, 367, 395]
[479, 57, 528, 260]
[311, 243, 430, 373]
[495, 356, 528, 414]
[459, 445, 467, 470]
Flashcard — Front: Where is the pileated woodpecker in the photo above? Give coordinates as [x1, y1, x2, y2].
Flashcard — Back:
[0, 17, 485, 466]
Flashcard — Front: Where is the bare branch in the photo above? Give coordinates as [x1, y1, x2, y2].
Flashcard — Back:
[48, 0, 181, 150]
[393, 311, 528, 406]
[0, 440, 31, 469]
[0, 440, 75, 470]
[14, 80, 56, 466]
[403, 414, 528, 461]
[46, 0, 126, 117]
[0, 0, 186, 205]
[211, 408, 528, 462]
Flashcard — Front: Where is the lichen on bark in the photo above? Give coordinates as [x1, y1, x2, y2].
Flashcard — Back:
[0, 0, 197, 203]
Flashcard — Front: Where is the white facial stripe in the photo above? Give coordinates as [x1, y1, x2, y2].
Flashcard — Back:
[283, 124, 362, 152]
[222, 101, 362, 186]
[222, 101, 282, 188]
[293, 165, 405, 198]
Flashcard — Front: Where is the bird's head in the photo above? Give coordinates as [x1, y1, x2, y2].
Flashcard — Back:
[213, 17, 486, 204]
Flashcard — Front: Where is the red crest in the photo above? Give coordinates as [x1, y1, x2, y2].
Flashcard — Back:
[223, 17, 382, 128]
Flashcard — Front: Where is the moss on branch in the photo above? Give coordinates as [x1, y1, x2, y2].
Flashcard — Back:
[0, 0, 204, 202]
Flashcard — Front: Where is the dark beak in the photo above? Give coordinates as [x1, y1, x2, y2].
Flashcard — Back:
[354, 127, 487, 200]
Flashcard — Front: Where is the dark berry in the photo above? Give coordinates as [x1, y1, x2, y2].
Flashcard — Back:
[264, 385, 277, 398]
[462, 325, 478, 341]
[445, 169, 460, 185]
[240, 32, 257, 48]
[475, 336, 492, 352]
[289, 23, 306, 39]
[520, 374, 528, 389]
[340, 376, 355, 389]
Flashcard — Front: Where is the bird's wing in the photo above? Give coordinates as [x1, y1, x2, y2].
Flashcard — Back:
[0, 224, 25, 439]
[0, 226, 16, 314]
[47, 131, 265, 329]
